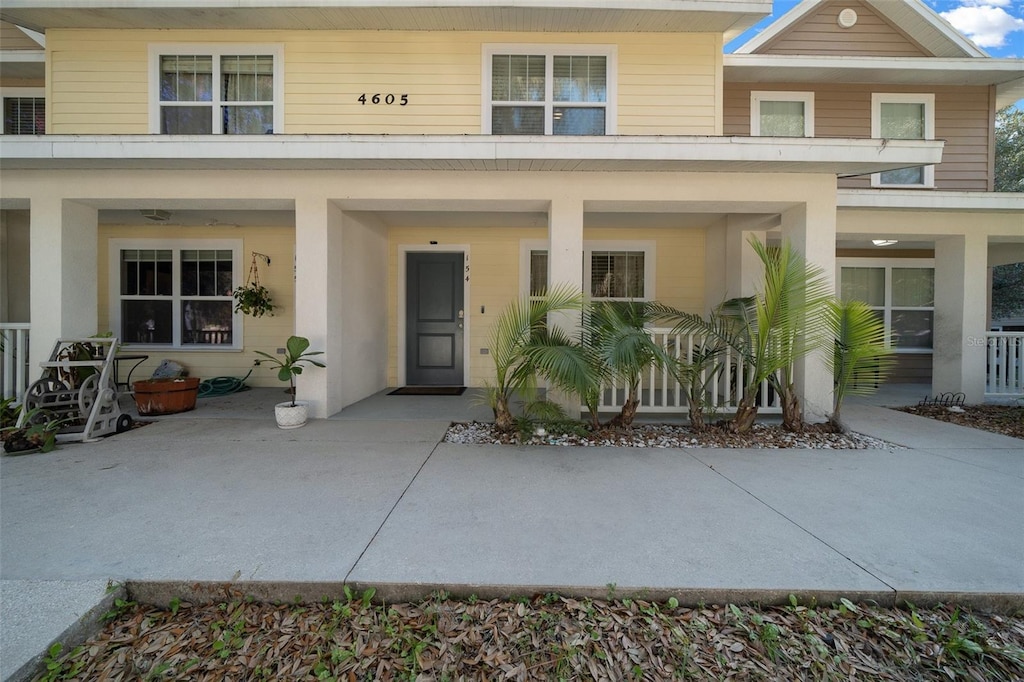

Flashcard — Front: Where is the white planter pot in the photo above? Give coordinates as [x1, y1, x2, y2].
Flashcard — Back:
[274, 401, 308, 429]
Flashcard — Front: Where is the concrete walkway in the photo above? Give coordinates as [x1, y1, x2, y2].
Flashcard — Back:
[2, 389, 1022, 681]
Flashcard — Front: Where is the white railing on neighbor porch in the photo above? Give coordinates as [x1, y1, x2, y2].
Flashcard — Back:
[595, 327, 781, 415]
[986, 332, 1024, 396]
[1, 323, 31, 404]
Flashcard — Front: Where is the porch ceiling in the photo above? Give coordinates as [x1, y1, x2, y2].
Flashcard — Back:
[0, 1, 769, 39]
[0, 134, 943, 177]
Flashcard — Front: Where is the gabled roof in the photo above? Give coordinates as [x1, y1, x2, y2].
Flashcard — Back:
[734, 0, 988, 58]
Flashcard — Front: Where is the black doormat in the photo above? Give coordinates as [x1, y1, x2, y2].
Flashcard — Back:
[388, 386, 467, 396]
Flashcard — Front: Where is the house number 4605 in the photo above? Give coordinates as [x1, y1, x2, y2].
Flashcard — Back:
[358, 93, 408, 105]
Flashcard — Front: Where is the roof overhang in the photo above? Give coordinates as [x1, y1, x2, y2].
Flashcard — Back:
[733, 0, 986, 58]
[0, 1, 770, 39]
[0, 49, 45, 80]
[0, 134, 942, 176]
[724, 54, 1024, 108]
[838, 189, 1024, 212]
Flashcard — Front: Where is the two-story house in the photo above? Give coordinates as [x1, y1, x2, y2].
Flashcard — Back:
[0, 0, 1021, 421]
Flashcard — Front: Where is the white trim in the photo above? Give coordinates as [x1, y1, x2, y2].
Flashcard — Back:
[147, 43, 284, 135]
[838, 189, 1024, 211]
[520, 238, 656, 301]
[749, 90, 814, 137]
[733, 0, 822, 54]
[0, 135, 944, 175]
[397, 244, 471, 387]
[108, 238, 243, 351]
[519, 238, 548, 297]
[1, 87, 45, 135]
[838, 257, 935, 353]
[14, 25, 45, 48]
[482, 43, 617, 136]
[870, 93, 935, 189]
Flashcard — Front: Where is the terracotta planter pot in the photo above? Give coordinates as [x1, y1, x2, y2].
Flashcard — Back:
[133, 377, 200, 415]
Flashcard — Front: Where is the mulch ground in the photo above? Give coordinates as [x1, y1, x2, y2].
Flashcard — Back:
[895, 404, 1024, 440]
[39, 594, 1024, 681]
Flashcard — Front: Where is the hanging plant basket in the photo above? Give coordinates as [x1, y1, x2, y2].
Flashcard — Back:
[233, 252, 276, 318]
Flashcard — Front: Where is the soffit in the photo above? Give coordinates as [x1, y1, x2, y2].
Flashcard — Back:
[0, 2, 770, 39]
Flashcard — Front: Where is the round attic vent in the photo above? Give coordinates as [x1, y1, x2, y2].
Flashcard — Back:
[837, 8, 858, 28]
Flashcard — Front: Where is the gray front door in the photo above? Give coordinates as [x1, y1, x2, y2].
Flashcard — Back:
[406, 252, 465, 385]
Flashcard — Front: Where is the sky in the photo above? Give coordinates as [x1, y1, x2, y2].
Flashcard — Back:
[725, 0, 1024, 57]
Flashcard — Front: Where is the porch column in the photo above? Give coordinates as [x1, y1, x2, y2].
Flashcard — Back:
[547, 197, 585, 417]
[28, 198, 98, 371]
[726, 215, 771, 299]
[780, 187, 837, 424]
[934, 234, 987, 403]
[294, 195, 341, 418]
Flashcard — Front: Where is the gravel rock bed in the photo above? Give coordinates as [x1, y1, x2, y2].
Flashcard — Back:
[445, 421, 900, 449]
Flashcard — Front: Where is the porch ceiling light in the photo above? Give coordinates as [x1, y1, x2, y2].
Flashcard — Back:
[872, 239, 898, 247]
[140, 209, 172, 222]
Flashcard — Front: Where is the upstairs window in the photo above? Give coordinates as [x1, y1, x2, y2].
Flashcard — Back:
[2, 93, 45, 134]
[750, 91, 813, 137]
[150, 46, 282, 134]
[485, 46, 615, 135]
[871, 94, 934, 188]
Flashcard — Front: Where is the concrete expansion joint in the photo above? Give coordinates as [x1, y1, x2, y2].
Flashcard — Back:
[342, 438, 443, 585]
[686, 450, 900, 596]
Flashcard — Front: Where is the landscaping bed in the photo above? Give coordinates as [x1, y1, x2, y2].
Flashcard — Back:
[446, 421, 898, 449]
[895, 404, 1024, 440]
[39, 594, 1023, 681]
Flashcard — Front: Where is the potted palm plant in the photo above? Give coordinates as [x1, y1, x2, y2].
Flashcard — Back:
[255, 335, 325, 429]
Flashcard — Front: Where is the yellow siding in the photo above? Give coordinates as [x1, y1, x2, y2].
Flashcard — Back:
[47, 29, 721, 135]
[386, 225, 706, 386]
[97, 224, 296, 387]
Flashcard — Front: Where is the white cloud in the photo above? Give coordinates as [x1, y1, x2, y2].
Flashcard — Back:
[940, 5, 1024, 48]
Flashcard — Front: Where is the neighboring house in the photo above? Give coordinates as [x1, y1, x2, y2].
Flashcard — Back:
[0, 0, 1021, 419]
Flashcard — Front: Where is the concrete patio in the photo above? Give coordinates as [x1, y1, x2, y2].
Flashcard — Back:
[1, 386, 1021, 681]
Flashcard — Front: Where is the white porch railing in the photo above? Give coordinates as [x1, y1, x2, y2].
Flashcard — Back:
[1, 323, 31, 404]
[594, 327, 781, 415]
[986, 332, 1024, 396]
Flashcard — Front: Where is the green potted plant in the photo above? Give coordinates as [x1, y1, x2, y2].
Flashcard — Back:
[255, 335, 325, 429]
[233, 282, 276, 318]
[1, 406, 70, 454]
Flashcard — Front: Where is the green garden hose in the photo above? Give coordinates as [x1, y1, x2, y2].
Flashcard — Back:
[198, 369, 253, 397]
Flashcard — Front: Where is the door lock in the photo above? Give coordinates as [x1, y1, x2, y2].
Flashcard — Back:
[457, 309, 465, 319]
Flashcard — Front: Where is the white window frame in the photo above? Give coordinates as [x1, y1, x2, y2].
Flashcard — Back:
[520, 239, 655, 301]
[482, 44, 617, 135]
[1, 87, 45, 134]
[870, 93, 935, 188]
[750, 91, 814, 137]
[837, 257, 935, 353]
[109, 238, 243, 350]
[148, 43, 284, 134]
